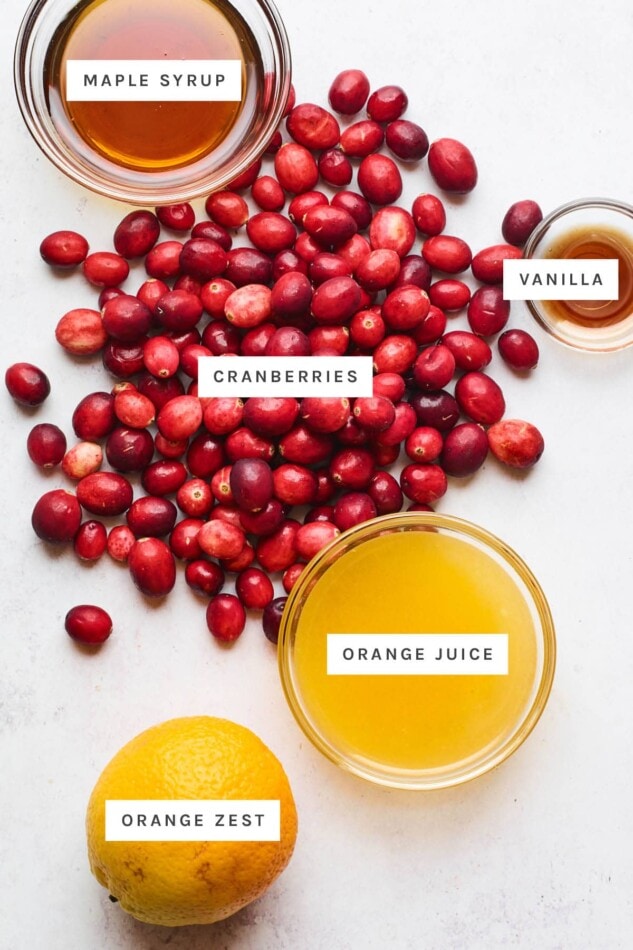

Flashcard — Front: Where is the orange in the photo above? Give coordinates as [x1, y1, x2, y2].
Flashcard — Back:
[86, 717, 298, 926]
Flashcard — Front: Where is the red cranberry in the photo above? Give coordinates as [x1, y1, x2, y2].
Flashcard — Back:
[102, 340, 146, 379]
[62, 441, 103, 480]
[442, 331, 492, 371]
[498, 329, 540, 370]
[262, 596, 288, 644]
[72, 392, 115, 440]
[230, 458, 274, 512]
[373, 334, 417, 374]
[400, 463, 448, 504]
[239, 498, 285, 537]
[368, 471, 403, 514]
[328, 69, 370, 115]
[467, 285, 510, 336]
[274, 143, 319, 194]
[126, 496, 177, 537]
[107, 525, 135, 562]
[333, 492, 377, 531]
[428, 279, 471, 312]
[318, 149, 353, 186]
[412, 345, 456, 391]
[113, 211, 160, 259]
[185, 432, 224, 479]
[74, 520, 107, 561]
[40, 230, 89, 267]
[198, 521, 245, 560]
[331, 191, 373, 230]
[225, 427, 275, 463]
[266, 326, 311, 357]
[32, 489, 81, 543]
[385, 120, 429, 161]
[156, 203, 196, 231]
[286, 103, 340, 150]
[428, 138, 478, 193]
[77, 472, 133, 516]
[65, 605, 112, 644]
[205, 191, 249, 229]
[83, 251, 129, 287]
[487, 419, 544, 469]
[296, 521, 340, 559]
[256, 520, 300, 572]
[412, 194, 446, 236]
[176, 478, 213, 518]
[251, 176, 286, 212]
[282, 563, 305, 593]
[405, 426, 443, 462]
[5, 362, 50, 406]
[367, 85, 408, 122]
[273, 463, 318, 506]
[185, 559, 225, 596]
[357, 155, 402, 205]
[157, 395, 202, 441]
[27, 423, 66, 467]
[145, 241, 183, 280]
[128, 538, 176, 597]
[169, 518, 204, 560]
[471, 244, 522, 284]
[300, 397, 349, 433]
[330, 447, 374, 489]
[141, 460, 188, 496]
[455, 372, 506, 425]
[440, 423, 489, 477]
[236, 568, 274, 610]
[242, 397, 299, 438]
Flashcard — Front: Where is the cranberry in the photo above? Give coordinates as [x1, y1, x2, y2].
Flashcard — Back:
[296, 521, 340, 559]
[227, 158, 262, 190]
[385, 120, 429, 161]
[179, 238, 228, 282]
[440, 423, 489, 477]
[428, 138, 478, 193]
[502, 200, 543, 247]
[318, 149, 353, 187]
[368, 471, 404, 514]
[72, 392, 115, 440]
[455, 372, 506, 425]
[185, 433, 224, 479]
[246, 212, 297, 254]
[126, 496, 177, 537]
[128, 537, 176, 597]
[282, 563, 305, 593]
[101, 295, 152, 342]
[137, 374, 185, 412]
[225, 427, 275, 462]
[221, 540, 256, 574]
[203, 397, 244, 435]
[404, 426, 443, 463]
[62, 441, 103, 480]
[412, 194, 446, 236]
[236, 568, 274, 609]
[286, 103, 340, 150]
[471, 244, 522, 284]
[102, 340, 146, 379]
[288, 191, 329, 224]
[331, 191, 373, 230]
[330, 447, 374, 489]
[40, 230, 89, 267]
[169, 518, 204, 560]
[333, 492, 377, 531]
[239, 498, 285, 537]
[155, 290, 203, 333]
[157, 395, 202, 441]
[352, 396, 395, 432]
[241, 322, 275, 356]
[422, 235, 472, 274]
[340, 120, 385, 157]
[382, 285, 430, 331]
[176, 478, 213, 518]
[273, 463, 318, 505]
[357, 154, 403, 205]
[242, 397, 299, 437]
[55, 308, 107, 356]
[205, 191, 249, 229]
[350, 308, 386, 347]
[373, 334, 417, 373]
[76, 472, 133, 516]
[198, 521, 245, 560]
[310, 253, 352, 285]
[27, 423, 66, 468]
[225, 284, 272, 328]
[400, 463, 447, 504]
[107, 525, 135, 562]
[266, 326, 312, 357]
[274, 143, 319, 194]
[308, 326, 349, 355]
[498, 329, 540, 370]
[256, 520, 300, 572]
[137, 279, 169, 315]
[65, 605, 112, 644]
[311, 276, 362, 324]
[230, 458, 274, 512]
[113, 210, 160, 259]
[409, 390, 460, 432]
[328, 69, 370, 115]
[32, 489, 81, 543]
[412, 345, 456, 391]
[300, 397, 349, 433]
[106, 427, 154, 472]
[185, 559, 225, 596]
[156, 203, 196, 231]
[487, 419, 544, 469]
[412, 304, 446, 343]
[467, 285, 510, 336]
[251, 175, 286, 212]
[304, 205, 358, 248]
[442, 331, 492, 371]
[373, 373, 406, 402]
[143, 335, 180, 379]
[5, 362, 50, 406]
[114, 388, 155, 428]
[191, 220, 232, 251]
[428, 279, 471, 312]
[83, 251, 129, 287]
[74, 520, 108, 561]
[201, 321, 241, 356]
[367, 85, 408, 122]
[141, 460, 188, 496]
[145, 240, 184, 280]
[375, 401, 417, 447]
[262, 596, 288, 644]
[272, 249, 309, 280]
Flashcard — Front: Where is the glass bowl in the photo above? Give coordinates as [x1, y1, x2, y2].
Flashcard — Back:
[278, 513, 555, 791]
[14, 0, 291, 204]
[523, 198, 633, 352]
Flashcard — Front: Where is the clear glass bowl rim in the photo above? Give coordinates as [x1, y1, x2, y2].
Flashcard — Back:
[278, 511, 556, 791]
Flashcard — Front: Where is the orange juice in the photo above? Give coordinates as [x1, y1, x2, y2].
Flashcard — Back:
[279, 515, 555, 788]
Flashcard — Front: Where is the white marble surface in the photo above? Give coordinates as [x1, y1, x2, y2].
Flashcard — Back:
[1, 1, 633, 947]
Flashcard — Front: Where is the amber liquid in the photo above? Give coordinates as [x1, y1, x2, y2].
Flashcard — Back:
[542, 226, 633, 327]
[45, 0, 258, 172]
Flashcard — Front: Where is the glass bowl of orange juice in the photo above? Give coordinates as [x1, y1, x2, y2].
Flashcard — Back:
[278, 512, 555, 790]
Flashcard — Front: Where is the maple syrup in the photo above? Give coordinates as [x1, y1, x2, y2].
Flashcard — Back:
[44, 0, 260, 172]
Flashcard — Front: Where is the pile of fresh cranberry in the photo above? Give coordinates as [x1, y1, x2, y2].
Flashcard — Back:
[6, 70, 545, 648]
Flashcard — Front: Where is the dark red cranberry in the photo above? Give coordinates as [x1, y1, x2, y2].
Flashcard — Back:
[32, 489, 81, 543]
[262, 597, 288, 644]
[27, 423, 67, 467]
[5, 362, 50, 406]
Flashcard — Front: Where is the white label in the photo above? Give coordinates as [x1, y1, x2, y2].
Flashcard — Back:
[503, 258, 618, 300]
[198, 356, 374, 397]
[66, 60, 242, 102]
[105, 800, 280, 841]
[327, 634, 509, 675]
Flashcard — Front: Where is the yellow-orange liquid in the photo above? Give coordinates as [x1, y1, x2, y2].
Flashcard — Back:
[45, 0, 256, 171]
[291, 530, 539, 774]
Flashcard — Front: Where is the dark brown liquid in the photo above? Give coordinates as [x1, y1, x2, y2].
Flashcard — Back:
[45, 0, 258, 172]
[542, 226, 633, 328]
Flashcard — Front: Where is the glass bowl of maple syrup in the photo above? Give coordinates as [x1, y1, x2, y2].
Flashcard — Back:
[523, 198, 633, 352]
[14, 0, 291, 204]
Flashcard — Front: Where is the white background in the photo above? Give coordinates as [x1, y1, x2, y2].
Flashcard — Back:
[2, 1, 633, 948]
